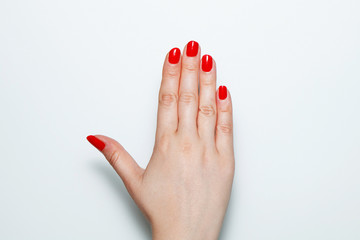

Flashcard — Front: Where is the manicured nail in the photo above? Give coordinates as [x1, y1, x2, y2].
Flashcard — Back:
[87, 135, 105, 151]
[168, 47, 181, 64]
[219, 86, 227, 100]
[186, 40, 199, 57]
[201, 54, 213, 72]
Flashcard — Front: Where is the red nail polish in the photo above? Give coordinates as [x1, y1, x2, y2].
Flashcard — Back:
[201, 54, 213, 72]
[186, 40, 199, 57]
[168, 47, 181, 64]
[219, 86, 227, 100]
[87, 135, 105, 151]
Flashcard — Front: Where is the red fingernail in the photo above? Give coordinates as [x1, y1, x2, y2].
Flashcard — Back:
[87, 135, 105, 151]
[219, 86, 227, 100]
[201, 54, 213, 72]
[168, 47, 181, 64]
[186, 40, 199, 57]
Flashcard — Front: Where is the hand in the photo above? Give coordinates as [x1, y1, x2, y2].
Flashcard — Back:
[87, 40, 235, 240]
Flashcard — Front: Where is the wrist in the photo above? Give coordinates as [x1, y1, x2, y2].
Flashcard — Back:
[151, 222, 220, 240]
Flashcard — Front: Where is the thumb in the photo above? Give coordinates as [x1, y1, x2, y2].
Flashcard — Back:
[86, 134, 144, 195]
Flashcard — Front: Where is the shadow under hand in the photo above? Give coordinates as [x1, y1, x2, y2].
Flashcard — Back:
[91, 160, 152, 239]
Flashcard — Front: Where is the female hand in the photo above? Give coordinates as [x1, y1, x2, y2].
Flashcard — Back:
[87, 40, 235, 240]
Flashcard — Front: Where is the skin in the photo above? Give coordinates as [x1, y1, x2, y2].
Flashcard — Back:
[92, 42, 234, 240]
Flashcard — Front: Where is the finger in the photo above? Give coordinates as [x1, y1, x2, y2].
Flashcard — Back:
[177, 40, 200, 133]
[86, 135, 144, 197]
[198, 54, 217, 146]
[215, 86, 234, 154]
[156, 48, 181, 139]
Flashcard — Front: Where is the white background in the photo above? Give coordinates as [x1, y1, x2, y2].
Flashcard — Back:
[1, 0, 359, 239]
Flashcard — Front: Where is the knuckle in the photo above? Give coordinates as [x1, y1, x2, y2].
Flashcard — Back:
[202, 150, 216, 164]
[201, 78, 214, 86]
[179, 92, 197, 104]
[179, 135, 195, 155]
[108, 150, 120, 167]
[219, 104, 232, 113]
[156, 134, 171, 153]
[217, 123, 233, 133]
[183, 63, 198, 72]
[159, 92, 178, 107]
[181, 141, 193, 154]
[199, 105, 215, 117]
[165, 68, 179, 78]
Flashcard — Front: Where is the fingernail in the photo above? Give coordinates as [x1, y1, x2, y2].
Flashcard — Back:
[219, 86, 227, 100]
[87, 135, 105, 151]
[201, 54, 213, 72]
[186, 40, 199, 57]
[168, 47, 181, 64]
